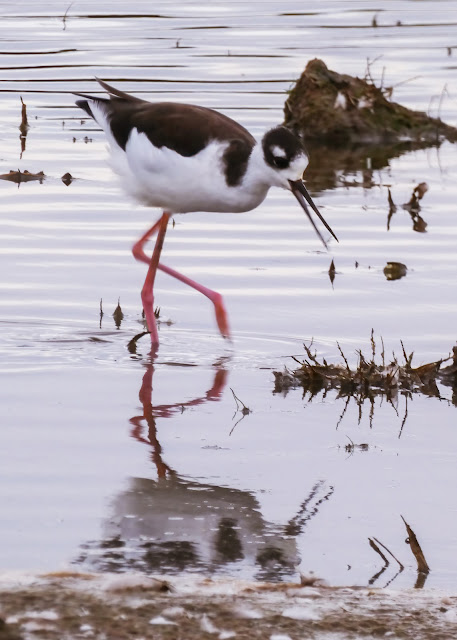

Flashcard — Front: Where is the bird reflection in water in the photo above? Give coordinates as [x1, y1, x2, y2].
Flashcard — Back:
[76, 360, 333, 581]
[129, 361, 228, 478]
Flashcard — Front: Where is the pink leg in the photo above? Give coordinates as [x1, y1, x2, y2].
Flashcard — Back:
[140, 212, 170, 347]
[132, 218, 230, 339]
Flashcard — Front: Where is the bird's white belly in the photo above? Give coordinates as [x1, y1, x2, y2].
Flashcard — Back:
[108, 131, 269, 214]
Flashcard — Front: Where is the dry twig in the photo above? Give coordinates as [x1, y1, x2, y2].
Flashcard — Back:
[401, 516, 430, 574]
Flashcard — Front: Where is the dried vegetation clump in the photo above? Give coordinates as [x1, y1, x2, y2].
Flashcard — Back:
[274, 333, 457, 411]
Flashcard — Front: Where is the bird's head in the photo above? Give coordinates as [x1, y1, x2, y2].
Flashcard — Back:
[262, 126, 309, 184]
[261, 126, 338, 248]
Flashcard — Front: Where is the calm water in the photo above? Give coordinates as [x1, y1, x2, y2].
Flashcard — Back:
[1, 1, 457, 589]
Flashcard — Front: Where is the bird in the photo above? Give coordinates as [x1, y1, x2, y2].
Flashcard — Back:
[75, 79, 338, 350]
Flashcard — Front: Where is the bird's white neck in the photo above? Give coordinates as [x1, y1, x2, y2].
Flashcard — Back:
[244, 142, 278, 190]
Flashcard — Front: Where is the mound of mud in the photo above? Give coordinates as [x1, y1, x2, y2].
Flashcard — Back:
[284, 59, 457, 145]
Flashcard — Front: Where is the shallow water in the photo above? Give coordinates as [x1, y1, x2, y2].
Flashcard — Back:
[1, 1, 457, 589]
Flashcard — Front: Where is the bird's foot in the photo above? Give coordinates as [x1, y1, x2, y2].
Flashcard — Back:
[213, 293, 231, 340]
[141, 288, 160, 345]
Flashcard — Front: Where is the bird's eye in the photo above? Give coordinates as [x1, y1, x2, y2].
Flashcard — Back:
[273, 156, 288, 169]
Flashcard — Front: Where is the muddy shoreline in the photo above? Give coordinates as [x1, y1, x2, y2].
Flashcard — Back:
[1, 572, 457, 639]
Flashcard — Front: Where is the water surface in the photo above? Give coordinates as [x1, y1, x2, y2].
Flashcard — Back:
[1, 0, 457, 589]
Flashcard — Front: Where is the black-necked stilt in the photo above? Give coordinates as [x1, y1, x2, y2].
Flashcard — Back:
[75, 79, 337, 349]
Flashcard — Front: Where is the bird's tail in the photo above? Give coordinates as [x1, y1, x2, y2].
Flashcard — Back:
[94, 78, 144, 102]
[74, 78, 143, 119]
[74, 97, 97, 119]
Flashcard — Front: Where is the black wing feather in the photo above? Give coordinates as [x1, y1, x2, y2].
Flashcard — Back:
[74, 80, 255, 183]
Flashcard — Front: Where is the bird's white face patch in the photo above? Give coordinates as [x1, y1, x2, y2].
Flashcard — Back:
[271, 145, 287, 159]
[288, 153, 309, 180]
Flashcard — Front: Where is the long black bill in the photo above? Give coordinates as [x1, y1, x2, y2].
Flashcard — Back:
[289, 179, 338, 249]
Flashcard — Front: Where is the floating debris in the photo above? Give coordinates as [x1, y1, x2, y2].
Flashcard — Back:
[284, 59, 457, 145]
[383, 262, 407, 281]
[230, 388, 252, 434]
[328, 259, 336, 286]
[388, 182, 429, 232]
[19, 96, 29, 157]
[19, 97, 29, 135]
[344, 436, 368, 454]
[413, 181, 429, 201]
[61, 172, 73, 185]
[0, 169, 45, 184]
[402, 181, 429, 214]
[62, 1, 73, 30]
[387, 188, 397, 215]
[230, 388, 251, 417]
[112, 299, 124, 329]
